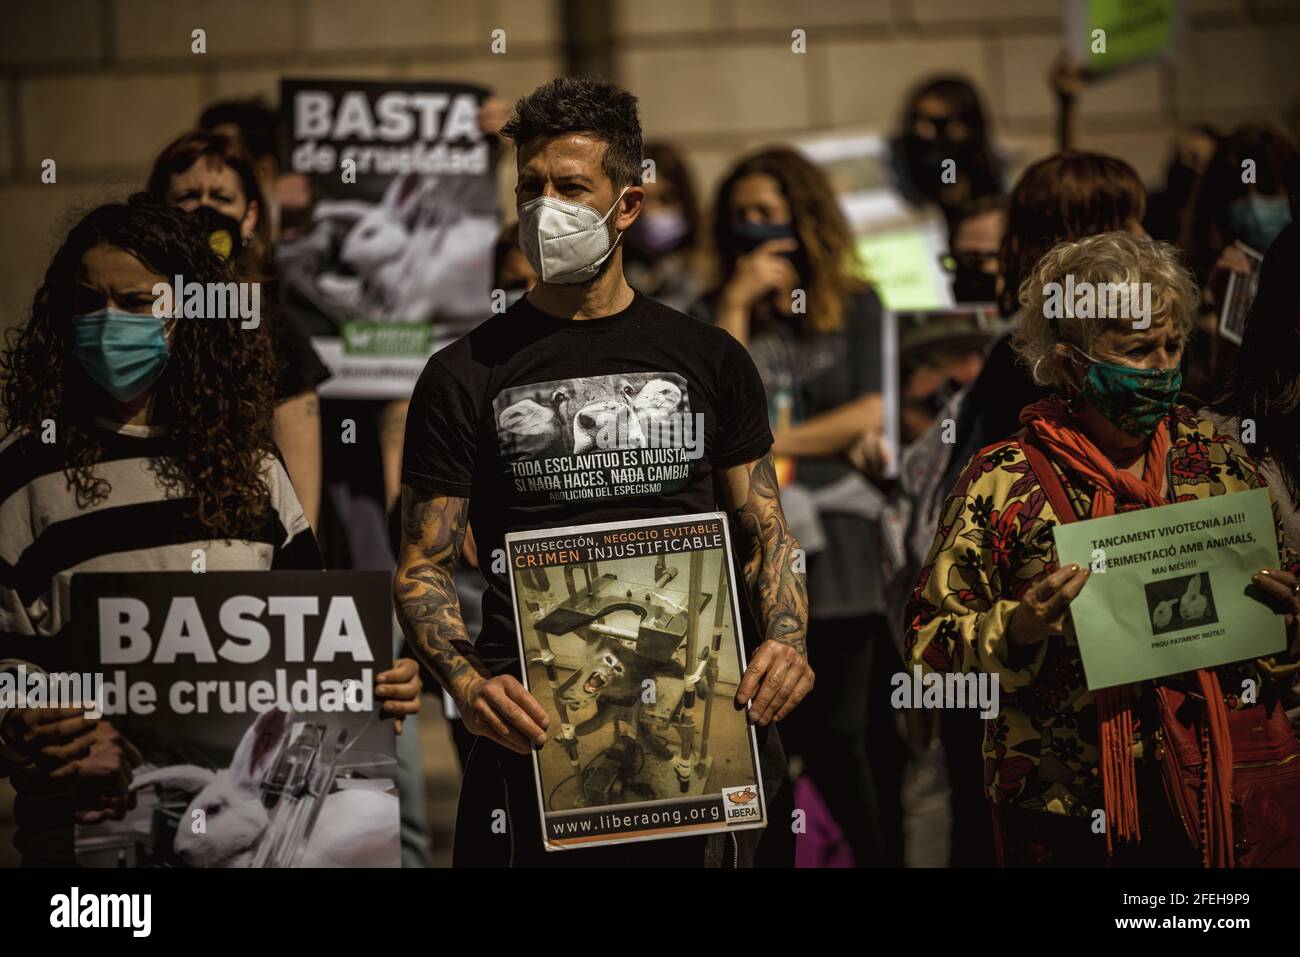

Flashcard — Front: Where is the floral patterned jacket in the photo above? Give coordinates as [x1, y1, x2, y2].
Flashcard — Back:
[904, 404, 1300, 818]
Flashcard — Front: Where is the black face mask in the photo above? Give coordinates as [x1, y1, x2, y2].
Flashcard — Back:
[952, 265, 998, 304]
[733, 220, 797, 255]
[905, 126, 976, 169]
[190, 204, 245, 260]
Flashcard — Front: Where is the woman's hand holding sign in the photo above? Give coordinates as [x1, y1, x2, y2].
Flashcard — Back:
[1007, 564, 1091, 647]
[375, 657, 422, 735]
[1253, 568, 1300, 648]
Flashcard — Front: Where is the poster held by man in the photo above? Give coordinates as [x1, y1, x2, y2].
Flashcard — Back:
[506, 513, 767, 850]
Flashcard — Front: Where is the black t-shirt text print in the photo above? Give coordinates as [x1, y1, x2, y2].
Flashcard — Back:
[402, 291, 772, 674]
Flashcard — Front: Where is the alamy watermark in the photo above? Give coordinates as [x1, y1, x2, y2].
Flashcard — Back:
[151, 276, 261, 329]
[0, 665, 103, 717]
[1043, 275, 1152, 329]
[890, 665, 999, 718]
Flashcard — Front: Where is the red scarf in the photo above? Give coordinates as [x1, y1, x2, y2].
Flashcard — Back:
[1019, 397, 1234, 865]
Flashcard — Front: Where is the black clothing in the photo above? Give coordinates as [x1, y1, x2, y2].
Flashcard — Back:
[401, 291, 774, 675]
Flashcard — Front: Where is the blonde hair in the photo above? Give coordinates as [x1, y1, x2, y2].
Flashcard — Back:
[1012, 231, 1197, 392]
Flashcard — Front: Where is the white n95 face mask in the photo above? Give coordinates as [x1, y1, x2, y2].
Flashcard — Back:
[518, 187, 629, 284]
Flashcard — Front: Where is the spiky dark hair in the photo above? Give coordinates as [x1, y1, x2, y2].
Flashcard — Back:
[500, 76, 643, 189]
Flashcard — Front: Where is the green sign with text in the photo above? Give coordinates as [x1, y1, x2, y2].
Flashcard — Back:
[1053, 488, 1284, 690]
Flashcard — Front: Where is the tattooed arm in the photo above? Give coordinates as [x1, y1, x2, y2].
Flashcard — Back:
[716, 453, 813, 725]
[393, 484, 549, 754]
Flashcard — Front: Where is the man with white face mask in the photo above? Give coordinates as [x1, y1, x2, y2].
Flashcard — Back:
[395, 76, 811, 867]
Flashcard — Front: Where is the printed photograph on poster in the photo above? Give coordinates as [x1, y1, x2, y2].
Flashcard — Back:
[494, 372, 701, 504]
[1144, 571, 1218, 636]
[276, 79, 500, 398]
[505, 513, 766, 850]
[1218, 242, 1264, 345]
[65, 571, 400, 868]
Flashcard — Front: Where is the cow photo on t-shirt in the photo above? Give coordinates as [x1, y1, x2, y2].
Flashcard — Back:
[492, 372, 702, 504]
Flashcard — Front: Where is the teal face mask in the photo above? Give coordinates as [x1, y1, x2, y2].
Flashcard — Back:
[72, 309, 170, 403]
[1071, 346, 1181, 437]
[1225, 194, 1292, 252]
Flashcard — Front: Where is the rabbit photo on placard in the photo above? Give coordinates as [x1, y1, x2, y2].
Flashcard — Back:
[128, 708, 399, 868]
[277, 170, 497, 334]
[323, 172, 495, 324]
[1142, 571, 1220, 637]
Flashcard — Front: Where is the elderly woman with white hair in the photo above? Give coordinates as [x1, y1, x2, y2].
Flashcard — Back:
[905, 231, 1300, 867]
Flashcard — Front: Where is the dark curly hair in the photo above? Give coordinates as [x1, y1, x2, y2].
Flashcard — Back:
[0, 192, 277, 538]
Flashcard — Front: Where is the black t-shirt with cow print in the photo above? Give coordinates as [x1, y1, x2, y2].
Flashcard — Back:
[402, 289, 773, 675]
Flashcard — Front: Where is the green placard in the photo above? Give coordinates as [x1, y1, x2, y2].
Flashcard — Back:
[1083, 0, 1177, 73]
[1053, 487, 1285, 690]
[855, 228, 948, 312]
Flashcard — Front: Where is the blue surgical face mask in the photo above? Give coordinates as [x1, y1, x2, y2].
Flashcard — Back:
[72, 308, 171, 402]
[1225, 194, 1292, 253]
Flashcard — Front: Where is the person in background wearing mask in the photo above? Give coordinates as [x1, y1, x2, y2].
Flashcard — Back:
[394, 77, 810, 868]
[147, 131, 330, 537]
[623, 141, 703, 313]
[907, 231, 1300, 866]
[1180, 126, 1300, 399]
[889, 76, 1004, 230]
[942, 194, 1007, 306]
[693, 146, 900, 866]
[198, 98, 284, 239]
[0, 194, 420, 864]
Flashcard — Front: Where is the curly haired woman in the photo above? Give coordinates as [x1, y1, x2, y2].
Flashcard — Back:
[905, 231, 1300, 866]
[0, 194, 418, 863]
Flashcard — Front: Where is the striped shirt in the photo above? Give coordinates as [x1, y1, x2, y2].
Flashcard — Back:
[0, 418, 322, 640]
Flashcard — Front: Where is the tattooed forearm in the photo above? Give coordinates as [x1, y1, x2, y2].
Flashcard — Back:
[393, 484, 487, 692]
[720, 454, 809, 655]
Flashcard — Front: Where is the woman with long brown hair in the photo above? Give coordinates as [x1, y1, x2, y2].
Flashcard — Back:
[692, 146, 896, 865]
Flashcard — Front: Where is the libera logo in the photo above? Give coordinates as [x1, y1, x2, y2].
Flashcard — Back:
[49, 887, 151, 937]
